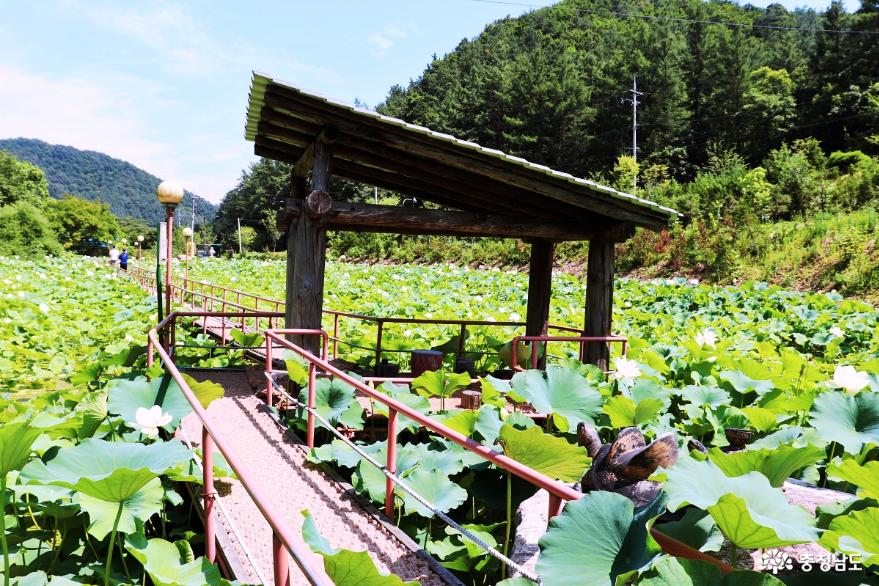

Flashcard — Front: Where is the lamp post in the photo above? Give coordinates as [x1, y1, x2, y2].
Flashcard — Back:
[137, 234, 144, 262]
[156, 180, 184, 315]
[182, 227, 193, 286]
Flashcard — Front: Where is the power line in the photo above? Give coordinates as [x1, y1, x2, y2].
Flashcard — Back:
[467, 0, 879, 35]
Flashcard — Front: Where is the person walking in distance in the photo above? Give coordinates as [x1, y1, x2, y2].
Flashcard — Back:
[108, 244, 119, 268]
[119, 248, 129, 272]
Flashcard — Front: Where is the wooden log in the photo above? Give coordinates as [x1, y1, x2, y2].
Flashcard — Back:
[283, 201, 598, 241]
[583, 238, 614, 370]
[526, 240, 554, 337]
[289, 140, 332, 354]
[411, 350, 443, 377]
[285, 175, 307, 339]
[293, 127, 338, 177]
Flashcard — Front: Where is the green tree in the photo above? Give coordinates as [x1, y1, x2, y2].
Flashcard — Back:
[0, 150, 50, 207]
[46, 195, 120, 249]
[742, 67, 797, 162]
[0, 202, 62, 257]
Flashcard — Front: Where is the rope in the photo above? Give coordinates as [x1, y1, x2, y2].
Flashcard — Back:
[177, 427, 271, 586]
[265, 372, 542, 584]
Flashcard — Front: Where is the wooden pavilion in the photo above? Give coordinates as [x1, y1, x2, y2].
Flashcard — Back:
[244, 72, 679, 369]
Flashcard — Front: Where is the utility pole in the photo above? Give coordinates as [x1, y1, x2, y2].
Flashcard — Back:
[190, 196, 196, 257]
[237, 217, 242, 255]
[622, 76, 644, 191]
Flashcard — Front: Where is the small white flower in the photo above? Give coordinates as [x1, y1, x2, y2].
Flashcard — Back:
[612, 357, 641, 385]
[695, 329, 717, 348]
[509, 312, 522, 322]
[38, 303, 49, 313]
[689, 278, 700, 285]
[832, 365, 869, 395]
[829, 326, 845, 338]
[134, 406, 173, 438]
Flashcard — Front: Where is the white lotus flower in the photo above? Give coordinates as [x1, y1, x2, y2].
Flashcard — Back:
[134, 406, 173, 438]
[829, 326, 845, 338]
[38, 303, 49, 313]
[509, 312, 522, 322]
[832, 365, 869, 395]
[612, 357, 641, 385]
[695, 329, 717, 348]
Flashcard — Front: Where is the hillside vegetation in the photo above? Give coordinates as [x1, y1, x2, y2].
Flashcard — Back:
[215, 0, 879, 299]
[0, 138, 216, 223]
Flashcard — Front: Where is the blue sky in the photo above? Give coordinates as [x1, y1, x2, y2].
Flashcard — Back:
[0, 0, 858, 203]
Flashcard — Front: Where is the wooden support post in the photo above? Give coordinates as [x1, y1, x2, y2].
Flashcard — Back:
[584, 238, 614, 370]
[526, 240, 554, 369]
[285, 175, 306, 339]
[289, 138, 333, 355]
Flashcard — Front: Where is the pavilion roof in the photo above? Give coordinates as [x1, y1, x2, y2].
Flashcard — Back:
[245, 72, 679, 231]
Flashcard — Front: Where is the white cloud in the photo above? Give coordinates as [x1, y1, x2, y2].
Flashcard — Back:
[366, 23, 418, 56]
[0, 64, 179, 179]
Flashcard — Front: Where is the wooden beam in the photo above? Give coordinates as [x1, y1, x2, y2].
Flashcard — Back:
[282, 201, 598, 240]
[288, 140, 333, 354]
[583, 238, 615, 370]
[293, 127, 338, 177]
[526, 240, 554, 369]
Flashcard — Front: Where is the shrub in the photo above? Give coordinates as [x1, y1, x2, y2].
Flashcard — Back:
[0, 202, 63, 257]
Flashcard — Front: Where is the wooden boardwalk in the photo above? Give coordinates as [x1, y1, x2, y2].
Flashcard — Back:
[179, 370, 449, 585]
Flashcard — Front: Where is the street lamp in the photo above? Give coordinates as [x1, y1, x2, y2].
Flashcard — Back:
[156, 180, 184, 314]
[182, 226, 193, 285]
[137, 234, 144, 262]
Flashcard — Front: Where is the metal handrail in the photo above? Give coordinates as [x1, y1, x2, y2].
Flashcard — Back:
[263, 329, 734, 575]
[510, 334, 629, 370]
[147, 314, 333, 586]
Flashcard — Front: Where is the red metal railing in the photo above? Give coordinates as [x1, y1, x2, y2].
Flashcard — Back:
[131, 266, 622, 372]
[147, 312, 333, 586]
[263, 328, 733, 574]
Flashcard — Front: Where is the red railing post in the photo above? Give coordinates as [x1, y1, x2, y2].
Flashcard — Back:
[306, 361, 316, 448]
[385, 408, 398, 519]
[265, 333, 273, 406]
[202, 427, 216, 562]
[273, 533, 290, 586]
[147, 338, 154, 369]
[332, 313, 339, 359]
[548, 493, 564, 521]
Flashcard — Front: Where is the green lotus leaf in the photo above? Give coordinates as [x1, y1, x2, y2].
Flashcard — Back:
[0, 419, 44, 475]
[436, 409, 478, 436]
[719, 370, 774, 397]
[816, 497, 878, 530]
[396, 466, 467, 517]
[819, 506, 879, 567]
[697, 444, 825, 487]
[373, 382, 430, 431]
[412, 370, 471, 401]
[740, 407, 777, 432]
[474, 405, 505, 444]
[809, 391, 879, 453]
[180, 373, 224, 409]
[653, 509, 723, 553]
[301, 510, 419, 585]
[229, 328, 262, 348]
[636, 555, 784, 585]
[76, 477, 163, 539]
[299, 378, 363, 431]
[680, 386, 730, 409]
[353, 442, 430, 503]
[828, 460, 879, 500]
[536, 491, 665, 586]
[604, 395, 664, 428]
[125, 532, 233, 585]
[106, 377, 191, 431]
[480, 375, 516, 407]
[656, 456, 818, 548]
[510, 366, 602, 432]
[498, 424, 590, 483]
[20, 438, 191, 502]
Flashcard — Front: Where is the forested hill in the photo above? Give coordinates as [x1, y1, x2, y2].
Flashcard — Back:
[378, 0, 878, 181]
[0, 138, 216, 223]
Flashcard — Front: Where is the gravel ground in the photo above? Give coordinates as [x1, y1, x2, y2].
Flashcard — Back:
[180, 370, 445, 586]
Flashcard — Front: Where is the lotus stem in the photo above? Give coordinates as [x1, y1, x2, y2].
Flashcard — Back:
[104, 501, 124, 586]
[728, 543, 738, 569]
[501, 471, 512, 581]
[1, 476, 10, 586]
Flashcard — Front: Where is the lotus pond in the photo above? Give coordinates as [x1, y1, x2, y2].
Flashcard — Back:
[184, 257, 879, 584]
